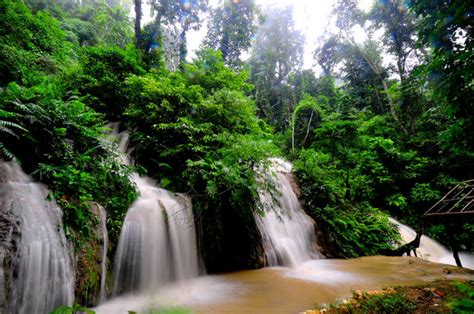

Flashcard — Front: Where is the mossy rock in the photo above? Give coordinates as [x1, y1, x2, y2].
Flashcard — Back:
[74, 203, 108, 307]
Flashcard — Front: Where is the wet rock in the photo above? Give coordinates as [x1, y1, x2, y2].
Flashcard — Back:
[0, 208, 18, 313]
[74, 202, 108, 307]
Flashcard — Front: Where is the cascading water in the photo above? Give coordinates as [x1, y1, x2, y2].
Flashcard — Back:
[0, 161, 75, 314]
[255, 158, 321, 267]
[111, 130, 199, 294]
[390, 218, 474, 269]
[98, 204, 109, 302]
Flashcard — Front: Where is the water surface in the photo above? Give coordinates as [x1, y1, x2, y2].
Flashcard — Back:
[96, 256, 474, 314]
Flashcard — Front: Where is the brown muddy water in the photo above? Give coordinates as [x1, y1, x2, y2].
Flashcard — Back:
[95, 256, 474, 314]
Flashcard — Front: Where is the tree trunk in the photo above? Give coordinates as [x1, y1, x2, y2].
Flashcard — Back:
[381, 79, 408, 134]
[409, 111, 416, 135]
[220, 30, 229, 61]
[449, 238, 463, 267]
[374, 84, 385, 114]
[291, 110, 296, 160]
[301, 109, 314, 148]
[447, 224, 463, 267]
[179, 29, 187, 69]
[134, 0, 142, 48]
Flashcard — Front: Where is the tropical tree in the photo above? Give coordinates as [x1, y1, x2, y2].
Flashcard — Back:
[410, 0, 474, 178]
[291, 95, 321, 158]
[369, 0, 425, 133]
[145, 0, 206, 67]
[249, 6, 304, 129]
[203, 0, 257, 68]
[323, 0, 408, 133]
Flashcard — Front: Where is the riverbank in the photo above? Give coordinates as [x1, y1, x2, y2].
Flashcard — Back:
[304, 279, 474, 313]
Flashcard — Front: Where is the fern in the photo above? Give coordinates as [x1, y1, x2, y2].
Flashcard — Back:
[0, 108, 28, 161]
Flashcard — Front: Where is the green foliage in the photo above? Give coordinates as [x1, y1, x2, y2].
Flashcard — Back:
[81, 3, 133, 48]
[124, 50, 273, 198]
[50, 0, 133, 48]
[369, 0, 419, 80]
[50, 304, 95, 314]
[353, 290, 415, 313]
[143, 307, 192, 314]
[298, 110, 432, 209]
[184, 49, 253, 94]
[77, 45, 145, 119]
[291, 104, 445, 256]
[410, 0, 474, 178]
[410, 183, 440, 203]
[451, 282, 474, 313]
[0, 82, 136, 244]
[187, 133, 278, 210]
[0, 0, 70, 86]
[291, 95, 322, 156]
[295, 149, 400, 257]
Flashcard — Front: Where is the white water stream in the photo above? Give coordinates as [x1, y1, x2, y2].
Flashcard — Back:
[111, 130, 199, 295]
[390, 217, 474, 269]
[255, 158, 321, 266]
[0, 161, 75, 314]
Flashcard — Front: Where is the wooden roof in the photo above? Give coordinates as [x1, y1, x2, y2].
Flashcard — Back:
[424, 180, 474, 217]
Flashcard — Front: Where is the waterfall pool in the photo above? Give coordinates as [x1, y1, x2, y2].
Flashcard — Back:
[95, 256, 474, 314]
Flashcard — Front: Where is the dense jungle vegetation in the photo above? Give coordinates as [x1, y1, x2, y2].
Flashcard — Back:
[0, 0, 472, 267]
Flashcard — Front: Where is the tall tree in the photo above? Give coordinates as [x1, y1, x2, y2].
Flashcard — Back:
[326, 0, 408, 133]
[149, 0, 180, 40]
[203, 0, 257, 68]
[369, 0, 420, 82]
[315, 35, 388, 115]
[315, 34, 345, 77]
[410, 0, 474, 177]
[147, 0, 206, 67]
[369, 0, 425, 133]
[249, 6, 304, 129]
[177, 0, 207, 65]
[143, 0, 207, 70]
[343, 41, 389, 115]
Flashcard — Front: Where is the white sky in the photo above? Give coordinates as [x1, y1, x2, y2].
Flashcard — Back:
[142, 0, 374, 71]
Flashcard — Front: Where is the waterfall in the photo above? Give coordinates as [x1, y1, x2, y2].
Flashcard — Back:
[111, 130, 199, 294]
[390, 218, 474, 269]
[0, 161, 75, 314]
[255, 158, 321, 267]
[98, 204, 109, 302]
